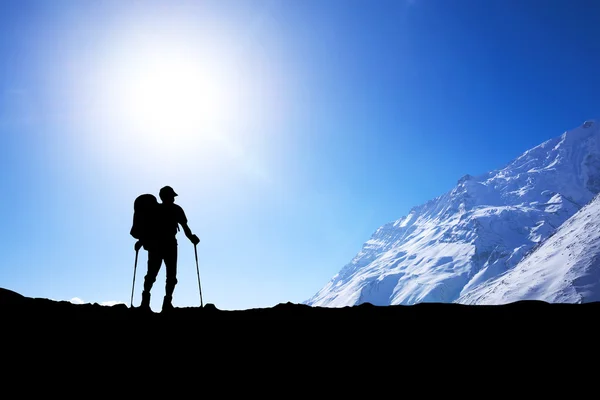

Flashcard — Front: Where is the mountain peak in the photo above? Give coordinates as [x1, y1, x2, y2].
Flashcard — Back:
[306, 119, 600, 307]
[582, 120, 596, 129]
[457, 174, 474, 185]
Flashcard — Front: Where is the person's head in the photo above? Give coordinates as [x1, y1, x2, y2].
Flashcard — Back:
[159, 186, 178, 204]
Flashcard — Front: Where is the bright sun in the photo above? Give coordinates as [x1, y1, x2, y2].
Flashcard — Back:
[123, 56, 231, 136]
[81, 25, 275, 176]
[106, 41, 242, 159]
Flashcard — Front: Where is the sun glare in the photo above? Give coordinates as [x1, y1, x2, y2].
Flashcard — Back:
[79, 22, 282, 178]
[119, 52, 236, 147]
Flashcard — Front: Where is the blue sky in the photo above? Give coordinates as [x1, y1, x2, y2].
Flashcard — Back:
[1, 0, 599, 311]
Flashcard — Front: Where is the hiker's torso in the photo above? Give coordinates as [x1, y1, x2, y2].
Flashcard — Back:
[154, 203, 187, 241]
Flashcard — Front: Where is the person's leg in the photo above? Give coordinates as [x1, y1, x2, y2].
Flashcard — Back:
[162, 242, 178, 311]
[141, 249, 163, 309]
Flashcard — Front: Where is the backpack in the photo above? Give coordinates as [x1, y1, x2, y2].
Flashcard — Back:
[130, 193, 159, 249]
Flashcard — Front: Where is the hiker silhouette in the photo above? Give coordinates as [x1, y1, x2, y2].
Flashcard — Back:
[131, 186, 200, 312]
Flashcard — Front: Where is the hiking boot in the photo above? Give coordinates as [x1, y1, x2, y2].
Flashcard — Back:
[161, 295, 174, 313]
[139, 291, 151, 312]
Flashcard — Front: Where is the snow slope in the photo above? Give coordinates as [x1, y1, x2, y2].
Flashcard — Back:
[456, 192, 600, 304]
[305, 120, 600, 307]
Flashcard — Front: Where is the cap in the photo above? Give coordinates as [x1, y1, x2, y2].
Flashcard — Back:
[159, 186, 178, 197]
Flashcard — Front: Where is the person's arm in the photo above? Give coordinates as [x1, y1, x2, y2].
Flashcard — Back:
[181, 222, 200, 245]
[181, 221, 193, 240]
[178, 206, 200, 245]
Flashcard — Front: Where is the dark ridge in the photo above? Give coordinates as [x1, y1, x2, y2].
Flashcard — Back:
[2, 287, 596, 329]
[2, 287, 597, 389]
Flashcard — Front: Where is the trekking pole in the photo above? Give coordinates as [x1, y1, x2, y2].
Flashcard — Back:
[130, 248, 139, 308]
[194, 243, 203, 307]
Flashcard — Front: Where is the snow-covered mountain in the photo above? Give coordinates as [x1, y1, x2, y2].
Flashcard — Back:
[457, 192, 600, 304]
[305, 119, 600, 307]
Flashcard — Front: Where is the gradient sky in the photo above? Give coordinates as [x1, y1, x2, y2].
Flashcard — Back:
[1, 0, 599, 311]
